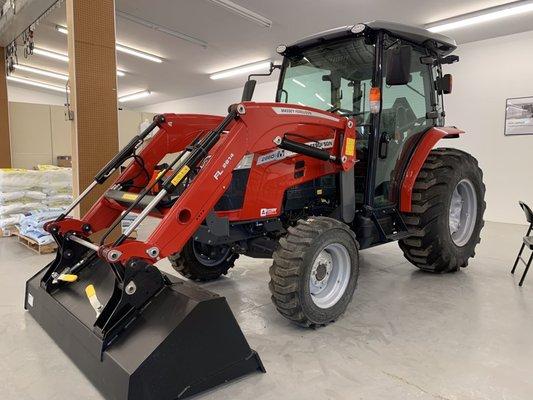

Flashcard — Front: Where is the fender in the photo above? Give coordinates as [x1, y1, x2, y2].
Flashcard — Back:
[399, 126, 465, 213]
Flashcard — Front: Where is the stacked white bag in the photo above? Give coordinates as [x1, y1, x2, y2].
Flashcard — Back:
[38, 165, 73, 207]
[0, 166, 73, 238]
[18, 209, 66, 245]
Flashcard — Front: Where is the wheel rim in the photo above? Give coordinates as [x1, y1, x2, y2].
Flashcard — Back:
[309, 243, 351, 309]
[192, 241, 231, 267]
[449, 178, 478, 247]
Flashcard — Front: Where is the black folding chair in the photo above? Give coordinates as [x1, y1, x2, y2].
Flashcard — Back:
[511, 201, 533, 286]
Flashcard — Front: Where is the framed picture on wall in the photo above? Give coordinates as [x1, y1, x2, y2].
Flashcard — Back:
[505, 97, 533, 136]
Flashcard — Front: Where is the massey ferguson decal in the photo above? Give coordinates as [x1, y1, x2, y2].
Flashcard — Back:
[260, 208, 277, 217]
[213, 153, 235, 180]
[272, 106, 340, 122]
[257, 138, 334, 165]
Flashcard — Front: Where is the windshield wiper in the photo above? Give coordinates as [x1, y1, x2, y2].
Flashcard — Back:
[406, 84, 425, 98]
[326, 106, 364, 117]
[335, 110, 366, 117]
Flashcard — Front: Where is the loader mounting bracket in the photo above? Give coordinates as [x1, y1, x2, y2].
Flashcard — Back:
[94, 258, 169, 350]
[40, 231, 96, 292]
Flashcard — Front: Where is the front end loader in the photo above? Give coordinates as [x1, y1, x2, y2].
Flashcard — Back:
[25, 21, 485, 399]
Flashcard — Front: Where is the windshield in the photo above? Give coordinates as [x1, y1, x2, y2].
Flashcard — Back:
[277, 36, 375, 123]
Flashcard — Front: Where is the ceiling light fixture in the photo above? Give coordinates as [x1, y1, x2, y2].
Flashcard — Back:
[210, 60, 271, 80]
[118, 90, 152, 103]
[115, 44, 163, 63]
[7, 76, 66, 93]
[116, 11, 208, 48]
[33, 47, 69, 62]
[14, 64, 68, 81]
[207, 0, 272, 28]
[426, 1, 533, 32]
[55, 25, 68, 35]
[56, 25, 163, 63]
[35, 42, 127, 77]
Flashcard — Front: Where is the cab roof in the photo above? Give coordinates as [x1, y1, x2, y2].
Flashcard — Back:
[284, 20, 457, 56]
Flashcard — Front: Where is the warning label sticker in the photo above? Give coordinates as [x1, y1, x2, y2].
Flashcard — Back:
[260, 208, 278, 217]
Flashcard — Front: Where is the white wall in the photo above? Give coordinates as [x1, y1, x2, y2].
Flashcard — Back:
[445, 30, 533, 224]
[8, 103, 70, 168]
[7, 84, 66, 106]
[142, 81, 279, 115]
[143, 30, 533, 224]
[7, 100, 156, 169]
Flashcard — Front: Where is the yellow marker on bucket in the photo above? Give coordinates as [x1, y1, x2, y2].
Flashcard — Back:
[57, 273, 78, 282]
[85, 284, 104, 317]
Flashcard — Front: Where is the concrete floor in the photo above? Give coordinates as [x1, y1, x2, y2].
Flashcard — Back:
[1, 221, 532, 400]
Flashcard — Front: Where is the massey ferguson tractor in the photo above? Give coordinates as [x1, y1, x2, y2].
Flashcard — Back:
[25, 21, 485, 400]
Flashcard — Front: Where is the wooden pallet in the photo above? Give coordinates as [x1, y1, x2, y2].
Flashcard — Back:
[16, 232, 57, 255]
[0, 227, 17, 237]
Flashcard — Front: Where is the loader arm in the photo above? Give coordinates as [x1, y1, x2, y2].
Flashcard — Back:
[47, 113, 224, 236]
[39, 102, 356, 350]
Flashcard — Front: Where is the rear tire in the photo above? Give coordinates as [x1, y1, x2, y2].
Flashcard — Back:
[269, 217, 359, 327]
[169, 239, 238, 281]
[399, 148, 486, 273]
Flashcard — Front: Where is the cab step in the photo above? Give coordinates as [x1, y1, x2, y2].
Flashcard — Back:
[385, 231, 411, 241]
[369, 206, 410, 243]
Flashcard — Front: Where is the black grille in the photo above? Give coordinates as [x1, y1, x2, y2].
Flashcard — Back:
[214, 169, 251, 211]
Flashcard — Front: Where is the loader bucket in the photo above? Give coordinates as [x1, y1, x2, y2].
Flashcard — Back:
[25, 258, 264, 400]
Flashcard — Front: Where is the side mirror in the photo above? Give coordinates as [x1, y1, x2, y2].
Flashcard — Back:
[386, 45, 412, 86]
[441, 55, 459, 65]
[241, 79, 257, 102]
[436, 74, 453, 94]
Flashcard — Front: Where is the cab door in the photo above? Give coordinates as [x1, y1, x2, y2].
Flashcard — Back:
[373, 40, 436, 207]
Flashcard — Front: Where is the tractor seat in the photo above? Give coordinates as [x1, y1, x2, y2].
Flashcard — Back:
[104, 189, 174, 211]
[524, 236, 533, 250]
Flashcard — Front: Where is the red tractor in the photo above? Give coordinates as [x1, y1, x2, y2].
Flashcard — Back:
[26, 21, 485, 400]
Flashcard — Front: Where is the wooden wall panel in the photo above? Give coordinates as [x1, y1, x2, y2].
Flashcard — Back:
[66, 0, 119, 216]
[0, 47, 11, 168]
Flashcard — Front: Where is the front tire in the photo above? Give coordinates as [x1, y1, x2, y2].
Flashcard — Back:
[269, 217, 359, 327]
[399, 148, 486, 273]
[169, 239, 239, 281]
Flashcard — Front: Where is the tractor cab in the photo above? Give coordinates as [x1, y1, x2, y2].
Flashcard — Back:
[274, 21, 458, 210]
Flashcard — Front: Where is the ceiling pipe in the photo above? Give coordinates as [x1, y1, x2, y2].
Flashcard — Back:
[116, 10, 208, 49]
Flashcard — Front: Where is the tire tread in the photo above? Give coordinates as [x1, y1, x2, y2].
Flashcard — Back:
[269, 217, 358, 327]
[399, 148, 486, 273]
